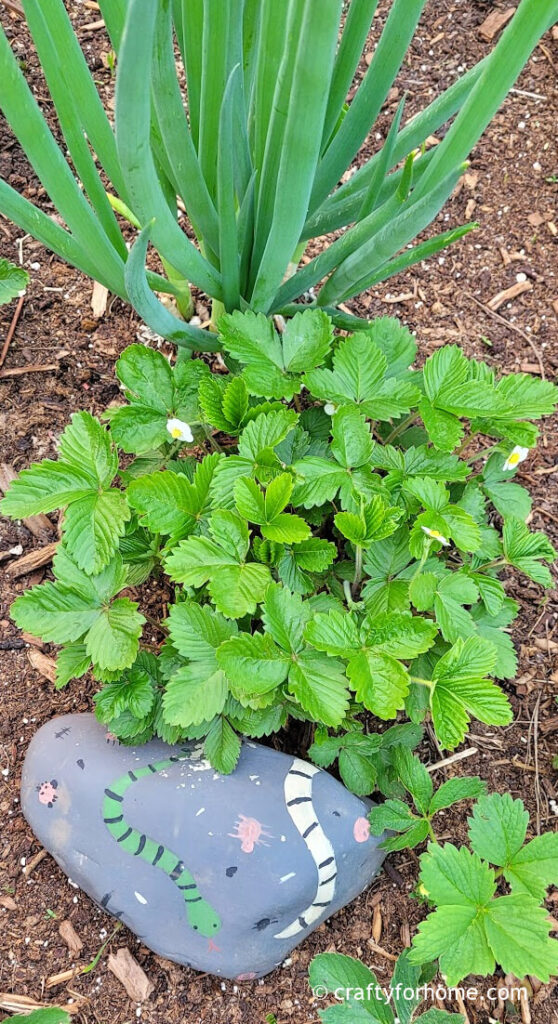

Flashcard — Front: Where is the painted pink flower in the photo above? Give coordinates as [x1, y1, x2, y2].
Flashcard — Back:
[353, 816, 371, 843]
[37, 780, 58, 807]
[229, 814, 272, 853]
[236, 972, 257, 981]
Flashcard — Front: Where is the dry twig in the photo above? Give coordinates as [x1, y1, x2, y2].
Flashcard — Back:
[464, 291, 545, 379]
[0, 293, 25, 370]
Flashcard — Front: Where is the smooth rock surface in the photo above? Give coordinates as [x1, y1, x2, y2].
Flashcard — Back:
[22, 714, 387, 979]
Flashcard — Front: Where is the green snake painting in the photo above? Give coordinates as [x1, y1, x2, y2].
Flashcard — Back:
[102, 752, 222, 937]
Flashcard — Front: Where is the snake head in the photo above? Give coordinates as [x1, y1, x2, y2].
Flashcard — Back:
[188, 900, 222, 937]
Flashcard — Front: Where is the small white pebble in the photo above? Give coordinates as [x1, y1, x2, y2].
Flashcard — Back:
[516, 272, 527, 283]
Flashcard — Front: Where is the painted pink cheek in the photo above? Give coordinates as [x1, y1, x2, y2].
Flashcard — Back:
[353, 816, 371, 843]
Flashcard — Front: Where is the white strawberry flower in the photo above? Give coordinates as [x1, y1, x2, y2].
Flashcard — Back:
[421, 525, 450, 547]
[324, 402, 337, 416]
[502, 445, 529, 472]
[166, 417, 193, 442]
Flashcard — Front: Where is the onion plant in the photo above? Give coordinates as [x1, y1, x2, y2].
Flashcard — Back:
[0, 0, 556, 348]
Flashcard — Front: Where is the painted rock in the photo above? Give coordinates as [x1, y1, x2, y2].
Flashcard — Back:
[21, 714, 386, 980]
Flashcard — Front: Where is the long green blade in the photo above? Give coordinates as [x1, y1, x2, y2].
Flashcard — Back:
[23, 0, 127, 259]
[198, 0, 232, 200]
[321, 0, 379, 150]
[97, 0, 127, 50]
[125, 224, 222, 351]
[249, 0, 291, 172]
[242, 0, 262, 119]
[274, 186, 409, 310]
[180, 0, 204, 150]
[0, 179, 124, 294]
[311, 0, 428, 212]
[151, 0, 219, 253]
[237, 172, 256, 298]
[217, 67, 242, 311]
[302, 149, 436, 242]
[0, 24, 126, 291]
[250, 0, 303, 274]
[250, 0, 343, 313]
[358, 95, 406, 220]
[336, 222, 477, 302]
[26, 0, 127, 200]
[115, 0, 222, 299]
[318, 163, 466, 306]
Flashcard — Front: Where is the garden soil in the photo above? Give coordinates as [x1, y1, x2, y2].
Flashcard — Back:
[0, 2, 557, 1022]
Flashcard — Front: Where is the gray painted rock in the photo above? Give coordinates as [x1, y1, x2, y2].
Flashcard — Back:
[21, 714, 386, 980]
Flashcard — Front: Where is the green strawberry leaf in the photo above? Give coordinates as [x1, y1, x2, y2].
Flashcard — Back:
[429, 776, 486, 814]
[304, 332, 419, 421]
[55, 643, 91, 689]
[430, 636, 512, 750]
[163, 662, 228, 727]
[484, 894, 558, 982]
[363, 611, 438, 660]
[217, 632, 289, 696]
[107, 345, 209, 453]
[1, 412, 126, 574]
[0, 258, 29, 304]
[288, 650, 350, 727]
[167, 601, 237, 660]
[505, 832, 558, 901]
[203, 716, 241, 773]
[496, 373, 558, 419]
[219, 309, 332, 398]
[85, 598, 145, 671]
[347, 651, 410, 720]
[503, 517, 556, 586]
[468, 792, 528, 866]
[164, 510, 271, 617]
[361, 529, 414, 615]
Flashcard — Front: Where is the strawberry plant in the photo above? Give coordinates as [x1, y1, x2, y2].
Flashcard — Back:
[409, 793, 558, 985]
[1, 313, 557, 781]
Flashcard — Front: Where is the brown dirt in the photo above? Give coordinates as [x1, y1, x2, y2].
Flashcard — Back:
[0, 2, 557, 1022]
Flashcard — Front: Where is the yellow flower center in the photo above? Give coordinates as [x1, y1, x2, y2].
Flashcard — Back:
[508, 452, 520, 465]
[171, 427, 182, 438]
[430, 529, 441, 539]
